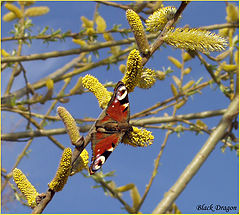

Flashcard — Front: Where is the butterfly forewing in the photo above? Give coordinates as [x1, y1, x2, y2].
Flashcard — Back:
[106, 83, 130, 123]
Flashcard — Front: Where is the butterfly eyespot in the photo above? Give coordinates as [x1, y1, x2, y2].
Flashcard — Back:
[93, 156, 105, 171]
[117, 86, 127, 101]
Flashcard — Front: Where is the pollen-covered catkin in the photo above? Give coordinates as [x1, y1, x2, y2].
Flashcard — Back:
[126, 9, 150, 55]
[48, 148, 72, 192]
[122, 49, 142, 92]
[13, 168, 39, 208]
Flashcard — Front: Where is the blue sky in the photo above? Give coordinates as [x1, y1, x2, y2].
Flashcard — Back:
[1, 1, 239, 214]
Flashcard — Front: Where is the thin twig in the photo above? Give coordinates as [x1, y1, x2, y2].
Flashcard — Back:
[98, 177, 134, 213]
[1, 34, 157, 64]
[1, 46, 132, 105]
[152, 95, 239, 213]
[135, 130, 172, 212]
[2, 109, 226, 141]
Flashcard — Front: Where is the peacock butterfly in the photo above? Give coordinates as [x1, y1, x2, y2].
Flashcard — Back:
[89, 81, 132, 175]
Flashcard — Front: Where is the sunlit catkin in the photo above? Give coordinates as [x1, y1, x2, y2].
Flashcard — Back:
[48, 148, 72, 192]
[126, 9, 150, 55]
[163, 28, 228, 53]
[122, 49, 142, 92]
[13, 168, 39, 208]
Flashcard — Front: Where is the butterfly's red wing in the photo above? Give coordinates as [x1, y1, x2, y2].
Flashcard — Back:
[89, 132, 123, 175]
[105, 82, 130, 123]
[89, 81, 130, 175]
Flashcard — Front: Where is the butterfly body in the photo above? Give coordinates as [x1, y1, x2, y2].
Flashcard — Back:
[89, 81, 131, 175]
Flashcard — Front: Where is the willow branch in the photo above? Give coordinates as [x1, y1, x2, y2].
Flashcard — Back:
[200, 22, 239, 30]
[130, 74, 227, 119]
[152, 95, 239, 214]
[1, 139, 33, 191]
[1, 29, 132, 42]
[135, 130, 171, 213]
[1, 34, 158, 64]
[32, 189, 55, 214]
[2, 79, 72, 192]
[4, 4, 25, 96]
[1, 46, 132, 105]
[142, 1, 190, 66]
[2, 109, 226, 141]
[1, 126, 91, 141]
[97, 1, 130, 10]
[131, 109, 226, 126]
[97, 177, 134, 213]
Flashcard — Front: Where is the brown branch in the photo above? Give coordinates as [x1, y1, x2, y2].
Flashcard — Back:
[135, 130, 172, 213]
[1, 28, 132, 42]
[152, 94, 239, 213]
[1, 46, 133, 105]
[32, 189, 55, 214]
[1, 34, 157, 64]
[131, 109, 226, 126]
[142, 1, 190, 66]
[1, 109, 226, 141]
[97, 1, 130, 10]
[1, 125, 91, 141]
[200, 22, 239, 30]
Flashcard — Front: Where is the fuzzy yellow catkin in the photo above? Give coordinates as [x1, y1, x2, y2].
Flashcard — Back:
[1, 49, 10, 57]
[82, 74, 111, 109]
[172, 75, 181, 88]
[70, 149, 89, 176]
[226, 3, 239, 23]
[103, 32, 113, 41]
[57, 106, 81, 145]
[155, 70, 166, 80]
[196, 119, 208, 129]
[46, 79, 54, 89]
[3, 12, 17, 22]
[119, 64, 126, 74]
[40, 79, 54, 104]
[122, 126, 154, 147]
[96, 15, 107, 33]
[176, 100, 186, 109]
[183, 67, 192, 75]
[146, 6, 178, 32]
[182, 80, 195, 91]
[163, 28, 228, 53]
[25, 6, 49, 17]
[13, 168, 39, 208]
[48, 148, 72, 192]
[171, 84, 178, 97]
[5, 3, 23, 18]
[168, 56, 182, 69]
[122, 49, 142, 92]
[137, 68, 156, 89]
[221, 62, 237, 72]
[218, 28, 229, 38]
[81, 16, 94, 28]
[72, 39, 87, 47]
[182, 52, 192, 62]
[126, 9, 150, 55]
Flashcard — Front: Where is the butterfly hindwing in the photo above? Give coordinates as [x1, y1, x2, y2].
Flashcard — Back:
[89, 81, 130, 175]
